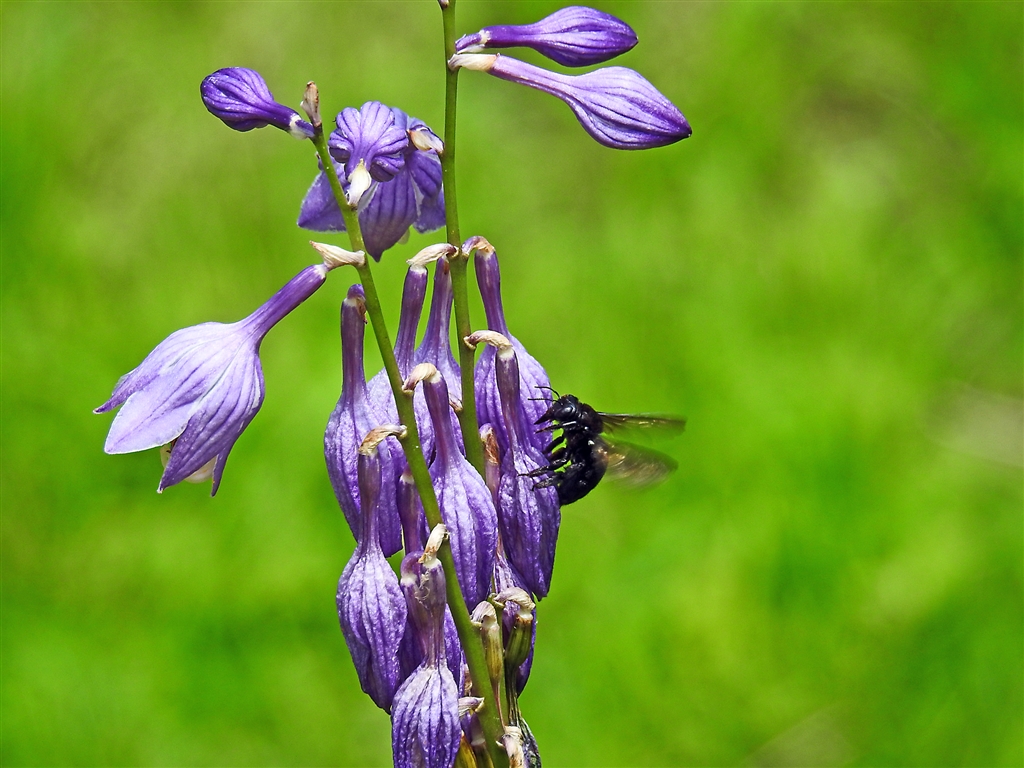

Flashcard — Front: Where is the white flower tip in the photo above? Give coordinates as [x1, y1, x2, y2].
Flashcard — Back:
[422, 523, 448, 562]
[462, 235, 495, 258]
[448, 53, 497, 72]
[503, 727, 525, 768]
[310, 241, 366, 269]
[359, 424, 407, 455]
[409, 127, 444, 154]
[287, 114, 309, 140]
[407, 242, 457, 267]
[464, 330, 511, 351]
[402, 362, 440, 392]
[300, 81, 321, 128]
[346, 160, 373, 207]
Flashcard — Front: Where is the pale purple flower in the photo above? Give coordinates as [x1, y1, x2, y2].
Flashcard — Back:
[456, 6, 637, 67]
[450, 54, 691, 149]
[469, 239, 552, 456]
[324, 284, 403, 556]
[298, 103, 445, 259]
[201, 67, 314, 139]
[392, 551, 461, 768]
[95, 262, 331, 494]
[336, 448, 407, 711]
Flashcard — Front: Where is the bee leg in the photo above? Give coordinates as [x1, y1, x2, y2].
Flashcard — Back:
[532, 475, 559, 490]
[543, 435, 565, 454]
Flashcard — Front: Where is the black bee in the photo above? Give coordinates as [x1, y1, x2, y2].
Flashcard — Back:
[529, 390, 685, 505]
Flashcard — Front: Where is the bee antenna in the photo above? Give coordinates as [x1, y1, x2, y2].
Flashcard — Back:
[535, 385, 559, 395]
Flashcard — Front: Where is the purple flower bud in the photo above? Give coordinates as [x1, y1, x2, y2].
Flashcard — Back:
[336, 449, 407, 711]
[398, 470, 428, 554]
[201, 67, 314, 139]
[413, 261, 464, 462]
[494, 546, 536, 693]
[469, 240, 552, 455]
[493, 344, 561, 598]
[456, 6, 637, 68]
[450, 54, 691, 150]
[393, 551, 461, 768]
[419, 369, 497, 607]
[324, 285, 402, 555]
[300, 105, 446, 260]
[95, 262, 331, 494]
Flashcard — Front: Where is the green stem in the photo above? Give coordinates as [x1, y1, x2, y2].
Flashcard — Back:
[441, 0, 486, 477]
[310, 126, 506, 767]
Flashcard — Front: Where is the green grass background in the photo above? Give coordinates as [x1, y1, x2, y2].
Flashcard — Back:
[2, 1, 1021, 765]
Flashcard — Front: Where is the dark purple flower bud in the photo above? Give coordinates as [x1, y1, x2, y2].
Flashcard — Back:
[412, 259, 464, 462]
[456, 6, 637, 68]
[468, 238, 552, 455]
[95, 259, 338, 494]
[398, 470, 428, 554]
[468, 331, 560, 598]
[336, 447, 408, 711]
[406, 365, 497, 607]
[450, 55, 691, 150]
[393, 544, 461, 768]
[201, 67, 314, 139]
[324, 285, 402, 555]
[299, 106, 446, 259]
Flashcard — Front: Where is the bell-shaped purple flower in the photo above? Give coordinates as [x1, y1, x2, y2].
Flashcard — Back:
[412, 260, 464, 463]
[324, 284, 402, 555]
[450, 54, 690, 150]
[201, 67, 314, 139]
[392, 548, 461, 768]
[456, 6, 637, 68]
[469, 239, 552, 456]
[409, 365, 497, 607]
[95, 261, 333, 494]
[336, 448, 407, 711]
[298, 103, 445, 259]
[489, 339, 561, 598]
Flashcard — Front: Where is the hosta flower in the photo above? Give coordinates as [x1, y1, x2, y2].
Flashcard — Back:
[468, 237, 552, 455]
[456, 6, 637, 67]
[450, 54, 691, 150]
[404, 364, 497, 607]
[201, 67, 314, 139]
[95, 253, 355, 493]
[324, 284, 403, 556]
[336, 445, 407, 711]
[298, 103, 445, 259]
[468, 332, 560, 598]
[392, 540, 461, 768]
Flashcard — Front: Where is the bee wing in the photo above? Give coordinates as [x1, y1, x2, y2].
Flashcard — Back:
[598, 439, 678, 487]
[598, 412, 687, 434]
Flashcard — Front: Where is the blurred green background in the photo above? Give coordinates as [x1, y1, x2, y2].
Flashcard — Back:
[2, 1, 1021, 765]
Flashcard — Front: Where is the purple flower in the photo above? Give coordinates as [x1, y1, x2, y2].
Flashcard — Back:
[450, 54, 690, 150]
[298, 103, 445, 259]
[472, 333, 560, 598]
[324, 284, 403, 556]
[392, 548, 461, 768]
[95, 261, 333, 494]
[336, 447, 407, 711]
[201, 67, 314, 139]
[456, 6, 637, 68]
[494, 545, 537, 693]
[408, 365, 497, 607]
[469, 238, 552, 456]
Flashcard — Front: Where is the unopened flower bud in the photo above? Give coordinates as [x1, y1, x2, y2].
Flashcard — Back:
[309, 240, 366, 269]
[408, 242, 457, 268]
[448, 53, 498, 73]
[301, 81, 321, 128]
[398, 470, 427, 553]
[454, 737, 477, 768]
[480, 425, 502, 507]
[471, 600, 503, 706]
[456, 6, 637, 67]
[201, 67, 314, 139]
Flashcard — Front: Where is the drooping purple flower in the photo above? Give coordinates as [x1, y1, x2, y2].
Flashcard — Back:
[324, 284, 402, 555]
[298, 103, 445, 259]
[456, 6, 637, 68]
[450, 54, 691, 150]
[336, 447, 407, 711]
[201, 67, 314, 139]
[392, 548, 461, 768]
[470, 332, 560, 598]
[408, 365, 497, 607]
[469, 238, 552, 455]
[95, 260, 338, 494]
[412, 259, 464, 463]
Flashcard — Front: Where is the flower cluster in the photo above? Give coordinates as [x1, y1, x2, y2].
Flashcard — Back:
[96, 4, 689, 766]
